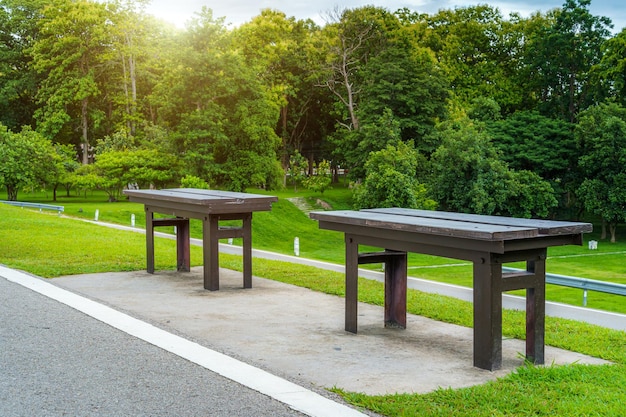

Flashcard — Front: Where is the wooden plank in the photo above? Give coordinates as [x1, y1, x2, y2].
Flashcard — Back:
[364, 208, 592, 235]
[166, 188, 278, 202]
[358, 251, 406, 265]
[124, 188, 277, 211]
[311, 210, 538, 241]
[137, 200, 273, 217]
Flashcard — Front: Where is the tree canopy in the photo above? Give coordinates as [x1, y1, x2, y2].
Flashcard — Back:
[1, 0, 625, 238]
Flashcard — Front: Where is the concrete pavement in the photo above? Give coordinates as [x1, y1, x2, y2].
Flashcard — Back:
[44, 267, 609, 395]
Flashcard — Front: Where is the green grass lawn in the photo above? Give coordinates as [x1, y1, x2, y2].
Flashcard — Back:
[8, 186, 626, 314]
[0, 199, 625, 417]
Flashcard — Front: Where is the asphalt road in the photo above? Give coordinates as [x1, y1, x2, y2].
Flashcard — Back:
[0, 277, 306, 417]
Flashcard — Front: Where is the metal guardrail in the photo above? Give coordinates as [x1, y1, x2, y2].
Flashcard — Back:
[503, 266, 626, 306]
[1, 200, 64, 214]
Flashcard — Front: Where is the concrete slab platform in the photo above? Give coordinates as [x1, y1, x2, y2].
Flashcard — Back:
[52, 268, 608, 396]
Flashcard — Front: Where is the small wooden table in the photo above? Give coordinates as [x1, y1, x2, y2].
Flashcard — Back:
[310, 208, 592, 370]
[124, 188, 277, 291]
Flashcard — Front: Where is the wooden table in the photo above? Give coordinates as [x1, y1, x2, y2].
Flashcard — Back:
[124, 188, 277, 291]
[310, 208, 592, 370]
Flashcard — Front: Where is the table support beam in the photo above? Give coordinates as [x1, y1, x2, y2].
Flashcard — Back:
[472, 254, 503, 371]
[358, 250, 408, 329]
[201, 215, 218, 291]
[145, 209, 155, 274]
[345, 235, 359, 333]
[242, 214, 252, 289]
[526, 257, 546, 365]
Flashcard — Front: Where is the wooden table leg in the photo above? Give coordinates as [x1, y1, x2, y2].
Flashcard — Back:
[526, 255, 546, 364]
[203, 214, 220, 291]
[345, 234, 359, 333]
[242, 213, 252, 289]
[385, 252, 407, 329]
[473, 254, 503, 371]
[176, 219, 190, 272]
[145, 208, 155, 274]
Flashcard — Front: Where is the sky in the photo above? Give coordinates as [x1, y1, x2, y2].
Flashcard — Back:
[146, 0, 626, 33]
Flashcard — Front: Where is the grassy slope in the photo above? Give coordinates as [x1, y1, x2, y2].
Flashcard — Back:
[9, 187, 626, 314]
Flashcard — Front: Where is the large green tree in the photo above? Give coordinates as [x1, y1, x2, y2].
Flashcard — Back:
[522, 0, 612, 122]
[231, 10, 331, 173]
[0, 0, 45, 130]
[593, 28, 626, 106]
[576, 102, 626, 242]
[486, 110, 577, 213]
[0, 124, 55, 200]
[319, 6, 449, 180]
[419, 5, 526, 115]
[428, 120, 557, 218]
[353, 140, 436, 210]
[31, 0, 111, 163]
[93, 148, 178, 201]
[153, 8, 282, 191]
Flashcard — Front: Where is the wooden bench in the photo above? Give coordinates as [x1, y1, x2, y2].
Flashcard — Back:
[310, 208, 592, 371]
[124, 188, 277, 291]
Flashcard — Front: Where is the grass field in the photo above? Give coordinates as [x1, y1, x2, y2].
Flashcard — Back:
[6, 186, 626, 314]
[1, 189, 625, 417]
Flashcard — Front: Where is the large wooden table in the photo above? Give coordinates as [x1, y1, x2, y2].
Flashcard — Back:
[309, 208, 592, 370]
[124, 188, 277, 291]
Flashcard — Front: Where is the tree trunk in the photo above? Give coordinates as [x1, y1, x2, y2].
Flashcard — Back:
[129, 51, 137, 136]
[601, 218, 607, 240]
[609, 223, 617, 243]
[122, 52, 131, 133]
[81, 98, 89, 165]
[6, 185, 17, 201]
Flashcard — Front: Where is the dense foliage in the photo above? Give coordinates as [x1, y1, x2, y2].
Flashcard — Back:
[0, 0, 625, 238]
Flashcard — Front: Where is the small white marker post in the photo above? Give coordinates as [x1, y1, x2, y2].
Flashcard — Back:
[131, 214, 136, 227]
[94, 209, 99, 222]
[294, 237, 300, 257]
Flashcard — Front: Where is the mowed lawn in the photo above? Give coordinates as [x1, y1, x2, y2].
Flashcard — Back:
[7, 188, 626, 314]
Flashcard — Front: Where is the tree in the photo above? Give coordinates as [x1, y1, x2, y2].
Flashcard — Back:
[337, 108, 402, 180]
[428, 119, 557, 217]
[318, 7, 449, 179]
[353, 141, 436, 210]
[152, 8, 283, 191]
[0, 0, 45, 130]
[522, 0, 612, 122]
[50, 143, 80, 201]
[576, 102, 626, 242]
[103, 0, 151, 137]
[317, 6, 384, 132]
[357, 31, 449, 146]
[419, 5, 526, 115]
[593, 28, 626, 106]
[303, 159, 332, 195]
[93, 148, 178, 202]
[486, 111, 577, 213]
[31, 0, 111, 163]
[286, 150, 308, 192]
[232, 10, 330, 171]
[0, 124, 55, 200]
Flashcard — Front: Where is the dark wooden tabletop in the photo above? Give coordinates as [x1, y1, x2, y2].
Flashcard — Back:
[124, 188, 278, 213]
[310, 209, 592, 242]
